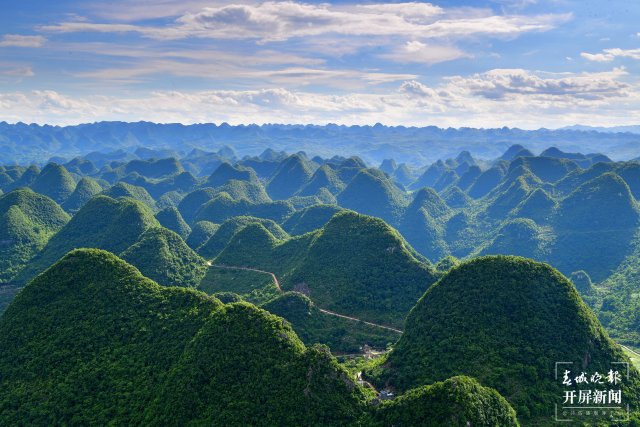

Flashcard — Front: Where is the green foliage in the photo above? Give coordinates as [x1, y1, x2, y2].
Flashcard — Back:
[217, 211, 437, 328]
[61, 176, 103, 213]
[186, 220, 219, 249]
[198, 215, 288, 260]
[435, 255, 460, 273]
[281, 204, 345, 235]
[156, 190, 183, 210]
[550, 172, 639, 281]
[102, 182, 157, 211]
[468, 163, 507, 198]
[262, 292, 399, 353]
[194, 192, 294, 224]
[205, 162, 258, 187]
[266, 154, 314, 200]
[212, 291, 244, 303]
[213, 179, 271, 203]
[509, 156, 578, 183]
[155, 206, 191, 239]
[297, 164, 345, 196]
[441, 185, 472, 208]
[511, 188, 557, 224]
[15, 195, 159, 285]
[479, 218, 550, 260]
[199, 265, 280, 305]
[0, 249, 367, 426]
[120, 227, 206, 288]
[366, 376, 519, 427]
[0, 189, 70, 289]
[368, 256, 640, 423]
[0, 249, 221, 425]
[177, 187, 218, 224]
[123, 157, 184, 178]
[30, 163, 77, 203]
[338, 169, 410, 224]
[569, 270, 593, 294]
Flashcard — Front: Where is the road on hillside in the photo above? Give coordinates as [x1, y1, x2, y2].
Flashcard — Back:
[206, 262, 403, 334]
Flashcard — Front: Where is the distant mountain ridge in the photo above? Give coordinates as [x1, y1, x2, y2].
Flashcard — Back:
[3, 121, 640, 165]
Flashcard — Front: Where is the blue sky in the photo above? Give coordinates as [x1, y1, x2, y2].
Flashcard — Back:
[0, 0, 639, 127]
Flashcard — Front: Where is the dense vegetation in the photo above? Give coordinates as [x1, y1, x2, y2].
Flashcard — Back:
[215, 211, 438, 327]
[4, 140, 640, 424]
[0, 189, 69, 284]
[120, 227, 207, 288]
[366, 376, 519, 427]
[2, 143, 640, 346]
[262, 292, 399, 353]
[366, 256, 640, 423]
[14, 195, 159, 286]
[0, 249, 369, 426]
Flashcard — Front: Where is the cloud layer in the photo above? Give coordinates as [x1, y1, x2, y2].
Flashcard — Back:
[1, 67, 636, 129]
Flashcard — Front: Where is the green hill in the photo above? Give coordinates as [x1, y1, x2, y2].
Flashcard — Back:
[65, 157, 98, 175]
[456, 165, 482, 190]
[467, 163, 507, 199]
[61, 177, 103, 213]
[337, 169, 409, 225]
[194, 193, 294, 224]
[103, 182, 157, 211]
[509, 156, 578, 183]
[0, 189, 70, 288]
[406, 187, 450, 219]
[266, 154, 314, 200]
[550, 172, 639, 281]
[198, 215, 289, 260]
[297, 164, 345, 196]
[398, 206, 448, 262]
[15, 195, 159, 285]
[216, 211, 438, 327]
[367, 376, 518, 427]
[392, 164, 413, 186]
[0, 249, 366, 425]
[145, 303, 366, 426]
[205, 162, 258, 187]
[213, 179, 271, 203]
[120, 227, 206, 288]
[368, 256, 640, 422]
[500, 144, 533, 161]
[262, 292, 399, 353]
[410, 160, 447, 190]
[177, 187, 218, 224]
[5, 164, 39, 191]
[199, 263, 280, 305]
[281, 204, 345, 235]
[155, 206, 191, 239]
[30, 163, 76, 203]
[510, 188, 556, 224]
[479, 218, 548, 260]
[124, 157, 184, 178]
[441, 186, 471, 208]
[185, 220, 219, 249]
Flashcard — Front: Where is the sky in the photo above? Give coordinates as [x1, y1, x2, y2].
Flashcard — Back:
[0, 0, 639, 128]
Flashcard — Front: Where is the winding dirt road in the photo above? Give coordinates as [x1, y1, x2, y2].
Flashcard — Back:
[206, 262, 403, 334]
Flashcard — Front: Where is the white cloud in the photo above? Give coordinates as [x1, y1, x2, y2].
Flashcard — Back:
[445, 68, 629, 101]
[0, 34, 46, 48]
[581, 48, 640, 62]
[0, 65, 35, 77]
[1, 66, 636, 129]
[381, 40, 468, 64]
[41, 1, 570, 42]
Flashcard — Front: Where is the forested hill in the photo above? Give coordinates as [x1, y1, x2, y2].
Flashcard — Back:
[3, 142, 640, 347]
[3, 120, 640, 165]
